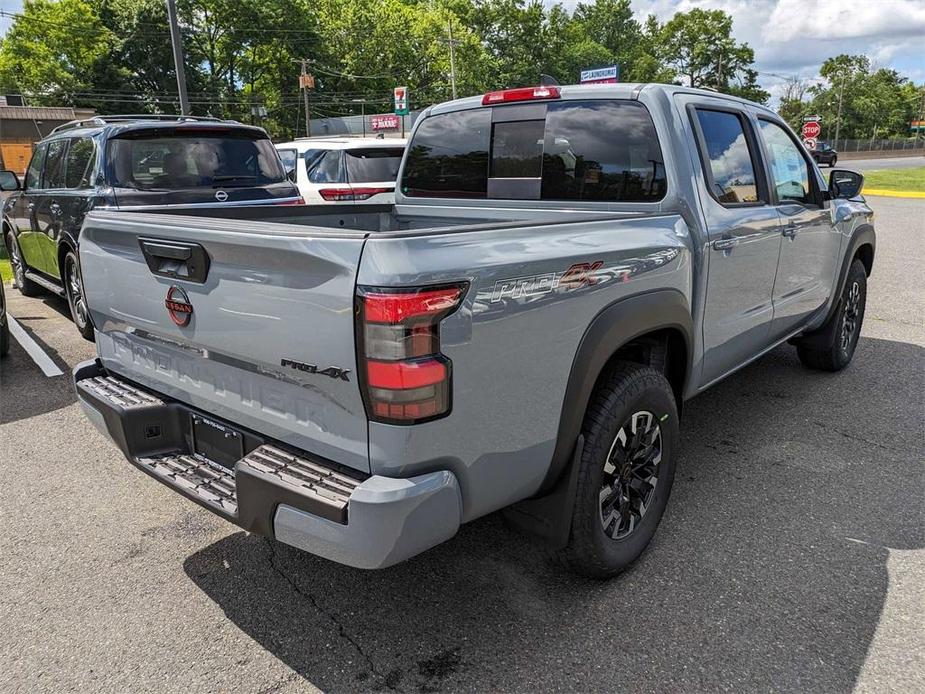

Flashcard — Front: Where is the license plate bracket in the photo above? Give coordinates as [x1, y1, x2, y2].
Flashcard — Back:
[191, 414, 244, 468]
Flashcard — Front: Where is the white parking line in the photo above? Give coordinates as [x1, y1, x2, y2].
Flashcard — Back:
[7, 316, 64, 377]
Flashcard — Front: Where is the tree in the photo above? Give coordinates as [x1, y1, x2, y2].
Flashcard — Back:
[804, 55, 922, 140]
[659, 8, 768, 103]
[0, 0, 115, 103]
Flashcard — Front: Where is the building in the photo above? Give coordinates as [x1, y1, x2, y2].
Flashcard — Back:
[0, 97, 96, 174]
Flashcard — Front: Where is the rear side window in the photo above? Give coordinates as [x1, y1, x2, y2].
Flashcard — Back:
[42, 139, 68, 189]
[24, 143, 46, 189]
[402, 100, 665, 202]
[107, 131, 287, 190]
[65, 137, 96, 188]
[307, 150, 344, 184]
[345, 148, 404, 183]
[694, 109, 761, 204]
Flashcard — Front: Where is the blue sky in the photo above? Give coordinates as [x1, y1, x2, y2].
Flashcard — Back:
[2, 0, 923, 104]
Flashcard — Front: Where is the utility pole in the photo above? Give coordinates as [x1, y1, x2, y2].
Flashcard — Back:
[440, 22, 460, 100]
[165, 0, 190, 115]
[352, 99, 368, 137]
[834, 72, 846, 146]
[301, 59, 312, 138]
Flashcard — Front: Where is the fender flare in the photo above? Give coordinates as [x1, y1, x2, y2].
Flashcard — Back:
[504, 289, 693, 546]
[541, 288, 693, 494]
[800, 222, 875, 348]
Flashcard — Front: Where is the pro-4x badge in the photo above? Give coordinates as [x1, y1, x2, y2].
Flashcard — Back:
[165, 285, 193, 326]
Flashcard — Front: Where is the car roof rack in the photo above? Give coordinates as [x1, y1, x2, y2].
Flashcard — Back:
[50, 114, 232, 135]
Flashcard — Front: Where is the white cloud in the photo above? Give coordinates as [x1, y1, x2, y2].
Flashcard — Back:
[763, 0, 925, 42]
[552, 0, 924, 105]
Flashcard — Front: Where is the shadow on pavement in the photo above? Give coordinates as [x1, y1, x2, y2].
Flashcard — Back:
[174, 336, 925, 689]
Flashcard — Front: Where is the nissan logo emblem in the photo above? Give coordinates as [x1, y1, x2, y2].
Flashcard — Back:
[165, 285, 193, 327]
[215, 189, 228, 202]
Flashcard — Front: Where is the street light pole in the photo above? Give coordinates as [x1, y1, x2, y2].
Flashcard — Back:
[165, 0, 190, 116]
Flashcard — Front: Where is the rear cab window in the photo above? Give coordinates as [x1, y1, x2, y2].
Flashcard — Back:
[402, 99, 666, 202]
[107, 128, 287, 190]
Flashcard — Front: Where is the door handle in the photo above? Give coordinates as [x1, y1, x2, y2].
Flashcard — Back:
[712, 237, 739, 251]
[782, 222, 797, 238]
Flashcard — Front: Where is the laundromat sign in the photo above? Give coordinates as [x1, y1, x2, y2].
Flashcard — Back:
[580, 65, 620, 84]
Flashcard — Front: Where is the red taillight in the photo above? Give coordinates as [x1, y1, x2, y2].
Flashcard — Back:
[320, 187, 392, 202]
[273, 196, 305, 205]
[481, 86, 561, 106]
[356, 283, 467, 424]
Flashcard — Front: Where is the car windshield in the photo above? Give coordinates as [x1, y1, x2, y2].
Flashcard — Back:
[107, 130, 287, 190]
[344, 147, 404, 183]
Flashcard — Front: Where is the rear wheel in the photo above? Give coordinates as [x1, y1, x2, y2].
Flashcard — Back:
[64, 250, 94, 341]
[797, 258, 866, 371]
[553, 362, 679, 578]
[6, 232, 42, 297]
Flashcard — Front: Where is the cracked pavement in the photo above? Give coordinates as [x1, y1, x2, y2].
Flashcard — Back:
[1, 196, 922, 693]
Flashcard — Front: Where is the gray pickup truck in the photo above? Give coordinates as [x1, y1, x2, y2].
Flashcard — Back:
[73, 84, 874, 577]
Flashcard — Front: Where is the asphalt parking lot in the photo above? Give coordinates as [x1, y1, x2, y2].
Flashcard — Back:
[1, 195, 922, 694]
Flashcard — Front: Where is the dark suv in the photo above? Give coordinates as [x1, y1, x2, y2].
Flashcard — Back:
[0, 115, 301, 339]
[811, 141, 838, 167]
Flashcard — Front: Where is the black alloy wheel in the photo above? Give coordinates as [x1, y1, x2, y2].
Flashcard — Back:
[64, 251, 94, 341]
[599, 410, 663, 540]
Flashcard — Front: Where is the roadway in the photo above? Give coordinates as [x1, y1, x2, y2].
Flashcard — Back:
[1, 196, 923, 693]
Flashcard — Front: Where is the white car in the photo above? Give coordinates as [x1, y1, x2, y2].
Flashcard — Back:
[275, 138, 407, 204]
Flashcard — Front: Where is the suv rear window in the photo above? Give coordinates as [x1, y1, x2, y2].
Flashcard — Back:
[345, 147, 404, 183]
[107, 130, 287, 190]
[401, 100, 666, 202]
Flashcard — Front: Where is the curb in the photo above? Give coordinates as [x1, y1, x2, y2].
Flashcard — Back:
[864, 189, 925, 199]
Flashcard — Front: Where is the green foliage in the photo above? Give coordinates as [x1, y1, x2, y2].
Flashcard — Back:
[658, 7, 768, 103]
[783, 55, 925, 140]
[0, 0, 115, 100]
[2, 0, 918, 140]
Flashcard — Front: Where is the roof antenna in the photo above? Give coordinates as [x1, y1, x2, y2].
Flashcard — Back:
[539, 73, 560, 86]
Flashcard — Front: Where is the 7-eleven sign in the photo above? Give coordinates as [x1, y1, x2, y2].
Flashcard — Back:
[394, 86, 409, 116]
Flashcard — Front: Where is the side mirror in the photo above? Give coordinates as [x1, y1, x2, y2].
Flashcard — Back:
[286, 168, 297, 183]
[829, 169, 864, 199]
[0, 170, 21, 192]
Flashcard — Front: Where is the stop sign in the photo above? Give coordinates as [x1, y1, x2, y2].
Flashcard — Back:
[802, 121, 821, 139]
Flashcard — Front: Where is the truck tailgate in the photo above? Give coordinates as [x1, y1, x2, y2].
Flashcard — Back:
[78, 211, 370, 473]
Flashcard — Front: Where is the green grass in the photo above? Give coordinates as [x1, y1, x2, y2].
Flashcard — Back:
[863, 167, 925, 192]
[0, 258, 11, 283]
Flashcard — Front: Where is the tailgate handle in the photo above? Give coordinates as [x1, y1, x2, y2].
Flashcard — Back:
[139, 238, 210, 283]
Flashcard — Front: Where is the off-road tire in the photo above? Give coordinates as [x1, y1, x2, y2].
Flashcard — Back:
[64, 250, 95, 341]
[6, 232, 43, 297]
[797, 258, 866, 371]
[552, 362, 679, 579]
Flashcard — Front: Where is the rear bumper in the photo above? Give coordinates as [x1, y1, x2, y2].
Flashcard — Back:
[74, 359, 461, 569]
